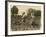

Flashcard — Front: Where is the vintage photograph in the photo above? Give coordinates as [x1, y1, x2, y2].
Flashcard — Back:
[6, 1, 45, 35]
[11, 5, 41, 31]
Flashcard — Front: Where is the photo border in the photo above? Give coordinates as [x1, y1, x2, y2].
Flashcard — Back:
[5, 1, 45, 36]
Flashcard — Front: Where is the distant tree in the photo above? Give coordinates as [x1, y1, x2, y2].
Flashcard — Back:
[11, 6, 18, 15]
[34, 10, 41, 16]
[27, 8, 41, 16]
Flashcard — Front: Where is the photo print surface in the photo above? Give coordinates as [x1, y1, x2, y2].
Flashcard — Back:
[7, 2, 44, 35]
[11, 5, 41, 31]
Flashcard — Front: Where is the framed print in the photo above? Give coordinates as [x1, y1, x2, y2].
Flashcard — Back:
[5, 1, 45, 36]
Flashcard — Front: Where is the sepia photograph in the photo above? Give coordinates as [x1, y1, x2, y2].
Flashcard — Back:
[5, 1, 45, 36]
[11, 5, 41, 31]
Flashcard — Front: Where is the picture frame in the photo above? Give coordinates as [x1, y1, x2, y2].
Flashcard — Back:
[5, 1, 45, 36]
